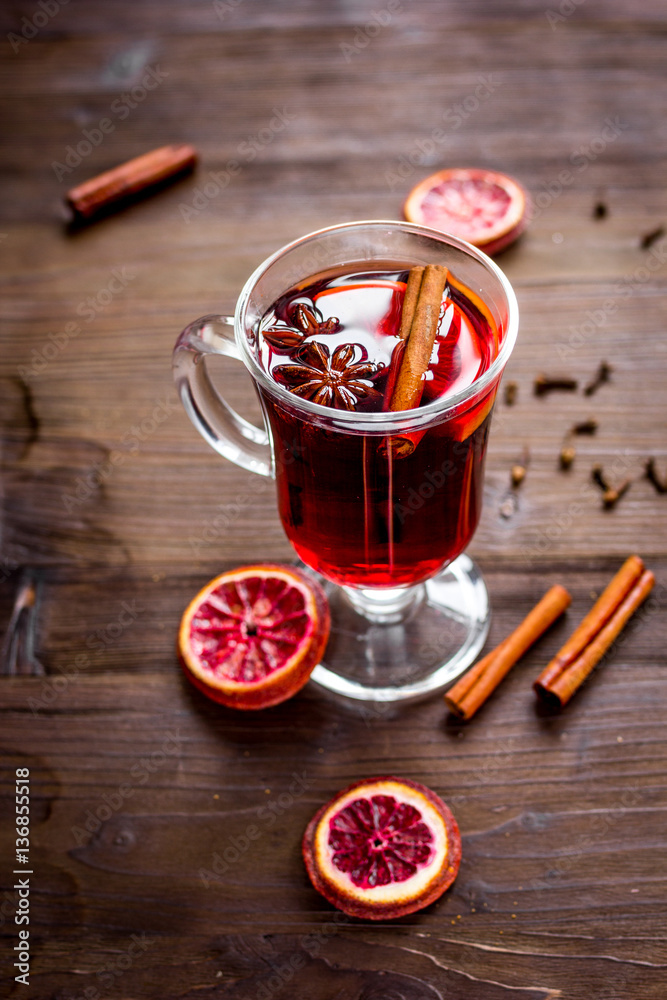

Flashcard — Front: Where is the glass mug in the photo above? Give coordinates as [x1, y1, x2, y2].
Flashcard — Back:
[173, 221, 519, 703]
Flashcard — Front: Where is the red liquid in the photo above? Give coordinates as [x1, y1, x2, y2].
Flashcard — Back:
[255, 267, 501, 588]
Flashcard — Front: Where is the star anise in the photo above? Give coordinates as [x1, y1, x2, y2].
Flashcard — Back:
[273, 342, 384, 410]
[262, 301, 339, 353]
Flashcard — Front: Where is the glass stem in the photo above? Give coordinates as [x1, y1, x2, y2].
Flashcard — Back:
[342, 583, 425, 624]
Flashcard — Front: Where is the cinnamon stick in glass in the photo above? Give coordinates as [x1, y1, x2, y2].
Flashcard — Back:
[381, 264, 447, 458]
[534, 559, 654, 707]
[444, 585, 572, 720]
[66, 143, 198, 220]
[397, 265, 425, 341]
[390, 264, 448, 412]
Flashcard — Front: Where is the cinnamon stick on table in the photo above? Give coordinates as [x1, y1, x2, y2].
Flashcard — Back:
[66, 144, 198, 221]
[534, 556, 654, 707]
[444, 585, 572, 720]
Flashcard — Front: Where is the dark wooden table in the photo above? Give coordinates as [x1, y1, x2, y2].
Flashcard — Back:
[1, 2, 666, 997]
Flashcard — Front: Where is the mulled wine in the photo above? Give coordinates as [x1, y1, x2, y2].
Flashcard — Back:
[254, 266, 501, 587]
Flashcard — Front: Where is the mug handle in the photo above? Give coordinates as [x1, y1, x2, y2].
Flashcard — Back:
[173, 314, 273, 478]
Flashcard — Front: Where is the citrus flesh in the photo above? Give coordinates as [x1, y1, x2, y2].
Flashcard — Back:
[303, 776, 461, 919]
[404, 167, 528, 255]
[178, 564, 330, 709]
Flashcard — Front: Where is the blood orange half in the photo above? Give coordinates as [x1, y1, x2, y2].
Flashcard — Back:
[178, 564, 330, 709]
[303, 776, 461, 920]
[404, 167, 528, 255]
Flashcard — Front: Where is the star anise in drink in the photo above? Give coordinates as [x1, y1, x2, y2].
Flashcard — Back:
[262, 301, 340, 353]
[273, 342, 385, 410]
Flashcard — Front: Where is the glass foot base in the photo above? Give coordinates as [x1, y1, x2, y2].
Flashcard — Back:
[308, 554, 489, 705]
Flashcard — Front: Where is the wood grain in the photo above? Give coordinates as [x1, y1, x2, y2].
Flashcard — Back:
[1, 2, 666, 997]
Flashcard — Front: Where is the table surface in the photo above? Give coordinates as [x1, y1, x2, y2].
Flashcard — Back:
[1, 2, 666, 998]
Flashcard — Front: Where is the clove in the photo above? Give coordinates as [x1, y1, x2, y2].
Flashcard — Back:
[591, 464, 631, 509]
[504, 380, 518, 406]
[511, 464, 526, 487]
[645, 457, 667, 494]
[572, 418, 599, 435]
[499, 492, 518, 519]
[591, 463, 611, 492]
[559, 418, 598, 469]
[559, 445, 576, 470]
[603, 480, 631, 509]
[593, 201, 608, 220]
[510, 446, 530, 488]
[534, 374, 578, 396]
[583, 361, 612, 396]
[640, 226, 665, 250]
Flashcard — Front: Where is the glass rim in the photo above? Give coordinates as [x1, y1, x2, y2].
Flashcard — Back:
[235, 219, 519, 426]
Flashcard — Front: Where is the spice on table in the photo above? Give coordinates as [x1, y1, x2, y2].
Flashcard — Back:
[591, 463, 610, 492]
[444, 585, 572, 720]
[591, 463, 631, 508]
[510, 446, 530, 487]
[602, 479, 631, 509]
[511, 464, 526, 487]
[559, 445, 576, 470]
[573, 418, 599, 435]
[499, 492, 518, 519]
[504, 380, 518, 406]
[593, 201, 608, 220]
[533, 555, 654, 708]
[559, 419, 598, 470]
[583, 361, 613, 396]
[65, 143, 198, 221]
[645, 457, 667, 494]
[639, 225, 665, 250]
[533, 374, 578, 396]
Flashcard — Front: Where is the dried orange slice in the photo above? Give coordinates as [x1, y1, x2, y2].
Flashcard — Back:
[404, 167, 528, 255]
[302, 776, 461, 920]
[178, 564, 330, 709]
